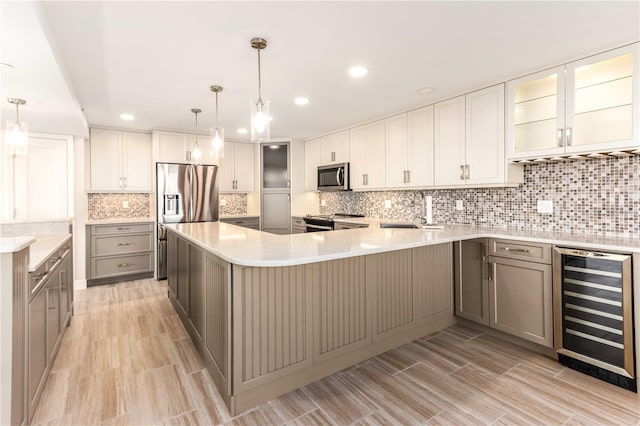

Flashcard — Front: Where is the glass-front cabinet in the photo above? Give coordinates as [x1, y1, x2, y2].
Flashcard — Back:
[507, 43, 639, 160]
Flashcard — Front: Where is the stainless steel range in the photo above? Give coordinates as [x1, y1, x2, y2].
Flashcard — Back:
[303, 213, 364, 232]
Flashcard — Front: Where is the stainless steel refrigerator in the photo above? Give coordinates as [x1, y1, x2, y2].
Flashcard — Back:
[156, 162, 219, 279]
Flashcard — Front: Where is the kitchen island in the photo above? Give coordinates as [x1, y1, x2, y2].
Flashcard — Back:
[166, 221, 640, 415]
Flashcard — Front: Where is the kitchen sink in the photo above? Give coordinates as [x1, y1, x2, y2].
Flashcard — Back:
[379, 222, 445, 230]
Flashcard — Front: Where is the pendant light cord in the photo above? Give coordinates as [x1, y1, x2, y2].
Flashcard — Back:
[15, 102, 19, 123]
[257, 48, 262, 102]
[215, 92, 219, 127]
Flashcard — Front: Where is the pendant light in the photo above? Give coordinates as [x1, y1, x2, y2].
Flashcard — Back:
[6, 98, 28, 156]
[191, 108, 202, 161]
[250, 37, 270, 142]
[210, 85, 224, 158]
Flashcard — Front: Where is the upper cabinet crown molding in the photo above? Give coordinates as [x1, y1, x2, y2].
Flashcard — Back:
[507, 43, 640, 160]
[89, 128, 152, 192]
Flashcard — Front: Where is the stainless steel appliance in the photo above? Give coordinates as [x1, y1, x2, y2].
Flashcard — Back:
[317, 163, 350, 191]
[553, 247, 635, 391]
[303, 213, 364, 232]
[156, 162, 219, 279]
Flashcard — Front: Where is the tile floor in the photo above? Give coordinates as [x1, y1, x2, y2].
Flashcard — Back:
[31, 278, 640, 425]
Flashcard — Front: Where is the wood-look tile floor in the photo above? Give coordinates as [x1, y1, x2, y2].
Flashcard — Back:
[32, 278, 640, 426]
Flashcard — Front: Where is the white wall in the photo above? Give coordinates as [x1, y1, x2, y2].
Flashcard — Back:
[72, 136, 86, 289]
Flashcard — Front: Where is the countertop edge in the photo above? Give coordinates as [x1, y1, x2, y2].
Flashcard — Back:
[0, 236, 36, 253]
[29, 234, 72, 272]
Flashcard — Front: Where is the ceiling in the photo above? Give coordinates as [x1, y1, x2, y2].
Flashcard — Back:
[25, 2, 640, 140]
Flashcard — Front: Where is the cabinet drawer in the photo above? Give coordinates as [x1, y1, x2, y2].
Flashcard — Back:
[91, 222, 153, 235]
[220, 217, 259, 229]
[91, 253, 153, 279]
[91, 233, 153, 257]
[489, 239, 551, 264]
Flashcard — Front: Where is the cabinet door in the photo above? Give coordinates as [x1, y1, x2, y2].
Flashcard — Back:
[466, 84, 505, 185]
[167, 232, 178, 296]
[189, 245, 205, 340]
[385, 113, 408, 188]
[28, 288, 47, 412]
[320, 134, 335, 164]
[349, 126, 367, 190]
[156, 131, 188, 163]
[434, 96, 466, 186]
[506, 66, 566, 159]
[90, 128, 122, 191]
[304, 138, 322, 191]
[565, 43, 639, 153]
[454, 239, 489, 326]
[188, 133, 220, 165]
[122, 132, 152, 191]
[218, 142, 236, 192]
[365, 120, 386, 189]
[407, 105, 434, 187]
[234, 142, 255, 192]
[59, 256, 71, 328]
[46, 276, 60, 362]
[489, 257, 553, 347]
[261, 192, 291, 234]
[176, 237, 189, 318]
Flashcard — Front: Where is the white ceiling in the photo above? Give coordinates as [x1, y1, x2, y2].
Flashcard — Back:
[0, 2, 87, 137]
[33, 1, 640, 141]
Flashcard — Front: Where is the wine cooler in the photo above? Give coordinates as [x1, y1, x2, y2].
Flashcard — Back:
[553, 247, 635, 391]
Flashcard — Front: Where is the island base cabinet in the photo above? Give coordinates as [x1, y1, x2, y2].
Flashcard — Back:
[488, 256, 553, 347]
[454, 239, 490, 326]
[28, 287, 47, 420]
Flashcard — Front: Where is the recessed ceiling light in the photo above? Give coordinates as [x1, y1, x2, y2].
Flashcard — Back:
[294, 97, 309, 106]
[237, 128, 248, 134]
[349, 66, 368, 78]
[417, 87, 436, 95]
[120, 113, 135, 121]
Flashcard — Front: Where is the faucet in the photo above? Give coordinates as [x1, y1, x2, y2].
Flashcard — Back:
[414, 191, 426, 222]
[416, 191, 433, 225]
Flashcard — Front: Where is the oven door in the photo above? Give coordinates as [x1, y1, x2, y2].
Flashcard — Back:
[305, 223, 333, 232]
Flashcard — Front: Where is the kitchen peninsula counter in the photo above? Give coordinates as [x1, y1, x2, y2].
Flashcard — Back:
[167, 221, 640, 268]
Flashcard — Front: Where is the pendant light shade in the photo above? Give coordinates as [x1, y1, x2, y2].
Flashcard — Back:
[250, 37, 271, 142]
[210, 85, 224, 159]
[6, 98, 28, 156]
[191, 108, 202, 161]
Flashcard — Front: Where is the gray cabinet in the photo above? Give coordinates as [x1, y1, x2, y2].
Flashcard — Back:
[87, 222, 154, 284]
[488, 240, 553, 348]
[334, 221, 368, 230]
[45, 276, 60, 361]
[454, 238, 490, 326]
[28, 286, 46, 419]
[291, 216, 306, 234]
[167, 232, 178, 296]
[176, 236, 189, 318]
[189, 246, 205, 339]
[220, 217, 260, 230]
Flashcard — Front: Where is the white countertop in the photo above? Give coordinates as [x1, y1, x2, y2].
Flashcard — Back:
[29, 234, 72, 271]
[0, 236, 36, 253]
[167, 221, 640, 267]
[86, 218, 154, 225]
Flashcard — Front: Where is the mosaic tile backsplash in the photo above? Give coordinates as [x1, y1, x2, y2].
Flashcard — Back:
[220, 194, 247, 215]
[87, 193, 151, 220]
[319, 156, 640, 236]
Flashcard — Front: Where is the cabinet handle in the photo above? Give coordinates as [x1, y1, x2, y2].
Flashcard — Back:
[117, 263, 131, 268]
[117, 227, 130, 231]
[557, 128, 564, 147]
[186, 151, 191, 162]
[363, 174, 366, 185]
[406, 170, 410, 183]
[488, 262, 495, 281]
[465, 164, 470, 180]
[331, 151, 336, 162]
[566, 127, 573, 146]
[502, 247, 530, 253]
[287, 180, 290, 187]
[365, 174, 369, 186]
[123, 176, 127, 187]
[33, 273, 47, 283]
[117, 242, 132, 246]
[119, 177, 123, 188]
[460, 165, 465, 180]
[50, 256, 61, 262]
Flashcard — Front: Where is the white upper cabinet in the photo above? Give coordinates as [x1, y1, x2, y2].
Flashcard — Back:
[304, 138, 322, 191]
[90, 128, 152, 191]
[507, 43, 639, 159]
[350, 120, 386, 190]
[436, 85, 515, 186]
[219, 142, 254, 193]
[386, 106, 434, 189]
[321, 130, 350, 165]
[434, 96, 466, 186]
[155, 130, 219, 165]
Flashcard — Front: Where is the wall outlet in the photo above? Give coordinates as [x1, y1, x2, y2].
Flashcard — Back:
[384, 200, 392, 209]
[220, 198, 227, 207]
[122, 200, 129, 209]
[537, 200, 553, 214]
[455, 200, 464, 211]
[320, 199, 326, 207]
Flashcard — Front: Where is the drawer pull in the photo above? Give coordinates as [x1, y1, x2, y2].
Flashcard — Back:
[50, 256, 61, 262]
[117, 227, 130, 231]
[117, 243, 132, 246]
[502, 247, 530, 253]
[33, 273, 47, 283]
[117, 263, 132, 268]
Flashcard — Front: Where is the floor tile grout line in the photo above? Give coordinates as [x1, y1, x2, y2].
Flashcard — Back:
[499, 362, 522, 377]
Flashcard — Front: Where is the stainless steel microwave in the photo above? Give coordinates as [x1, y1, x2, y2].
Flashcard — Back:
[317, 163, 350, 191]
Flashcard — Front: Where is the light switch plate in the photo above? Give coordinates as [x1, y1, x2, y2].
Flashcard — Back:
[455, 200, 464, 211]
[320, 199, 326, 207]
[384, 200, 392, 209]
[537, 200, 553, 214]
[122, 200, 129, 209]
[220, 198, 227, 207]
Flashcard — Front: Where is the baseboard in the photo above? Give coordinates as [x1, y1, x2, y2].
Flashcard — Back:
[73, 279, 87, 290]
[87, 272, 154, 287]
